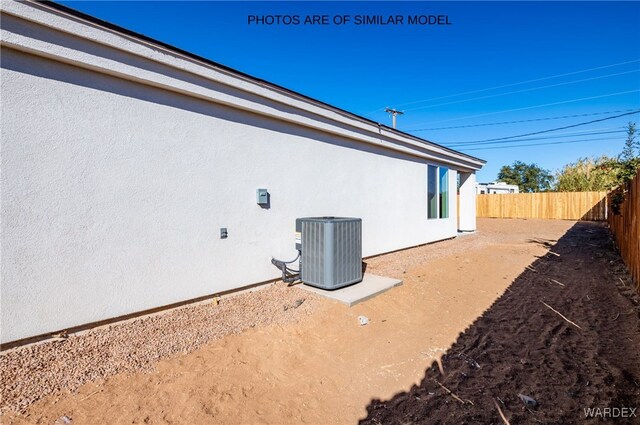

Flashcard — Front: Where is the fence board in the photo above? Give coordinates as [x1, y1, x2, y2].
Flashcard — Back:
[476, 191, 608, 221]
[608, 171, 640, 290]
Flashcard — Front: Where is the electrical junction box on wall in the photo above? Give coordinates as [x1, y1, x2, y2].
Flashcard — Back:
[256, 188, 268, 205]
[295, 217, 362, 290]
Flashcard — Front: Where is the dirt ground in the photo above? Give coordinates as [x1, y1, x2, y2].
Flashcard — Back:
[361, 221, 640, 425]
[2, 218, 639, 424]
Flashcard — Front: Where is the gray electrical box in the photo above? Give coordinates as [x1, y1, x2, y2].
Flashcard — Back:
[296, 217, 362, 290]
[256, 188, 268, 205]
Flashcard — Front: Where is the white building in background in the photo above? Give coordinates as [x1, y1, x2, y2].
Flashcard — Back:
[477, 182, 520, 194]
[0, 0, 485, 345]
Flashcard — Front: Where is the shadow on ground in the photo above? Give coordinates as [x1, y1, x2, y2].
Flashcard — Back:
[360, 222, 640, 424]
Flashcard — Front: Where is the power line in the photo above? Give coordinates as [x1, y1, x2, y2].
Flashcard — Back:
[403, 69, 640, 112]
[460, 137, 621, 151]
[444, 110, 640, 145]
[362, 59, 640, 115]
[409, 109, 638, 131]
[406, 89, 640, 127]
[392, 58, 640, 108]
[444, 129, 626, 148]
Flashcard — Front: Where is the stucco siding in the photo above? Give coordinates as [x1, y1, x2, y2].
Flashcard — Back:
[1, 47, 461, 343]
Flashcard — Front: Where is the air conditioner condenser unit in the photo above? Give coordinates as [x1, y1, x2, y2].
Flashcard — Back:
[295, 217, 363, 290]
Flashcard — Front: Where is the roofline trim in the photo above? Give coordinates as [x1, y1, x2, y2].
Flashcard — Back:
[3, 0, 486, 169]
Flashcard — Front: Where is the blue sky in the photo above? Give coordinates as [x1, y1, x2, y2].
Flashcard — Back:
[59, 1, 640, 182]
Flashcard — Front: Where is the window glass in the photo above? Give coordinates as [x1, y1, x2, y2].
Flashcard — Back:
[439, 167, 449, 218]
[427, 165, 437, 219]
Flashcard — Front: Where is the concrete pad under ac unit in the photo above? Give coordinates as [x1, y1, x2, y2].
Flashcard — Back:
[299, 274, 402, 306]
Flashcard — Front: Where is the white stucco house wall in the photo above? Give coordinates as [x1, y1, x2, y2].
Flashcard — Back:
[476, 182, 519, 194]
[0, 0, 485, 345]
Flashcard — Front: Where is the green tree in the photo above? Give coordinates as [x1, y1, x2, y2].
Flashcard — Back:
[619, 122, 639, 184]
[620, 121, 638, 163]
[555, 156, 619, 192]
[596, 122, 639, 186]
[497, 161, 554, 193]
[555, 123, 639, 194]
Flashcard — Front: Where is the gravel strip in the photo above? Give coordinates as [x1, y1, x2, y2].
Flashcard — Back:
[0, 282, 319, 413]
[366, 230, 494, 278]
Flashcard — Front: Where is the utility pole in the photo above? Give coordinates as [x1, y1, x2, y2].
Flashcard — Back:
[384, 108, 404, 129]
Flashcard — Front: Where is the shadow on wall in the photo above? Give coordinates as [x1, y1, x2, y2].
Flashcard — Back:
[359, 222, 640, 425]
[580, 195, 608, 221]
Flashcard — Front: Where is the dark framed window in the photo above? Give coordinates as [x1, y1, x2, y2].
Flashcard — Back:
[439, 167, 449, 219]
[427, 165, 438, 219]
[427, 165, 449, 219]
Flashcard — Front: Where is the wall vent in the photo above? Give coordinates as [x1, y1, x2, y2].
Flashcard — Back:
[296, 217, 362, 290]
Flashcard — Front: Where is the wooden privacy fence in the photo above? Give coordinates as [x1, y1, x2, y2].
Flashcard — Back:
[608, 171, 639, 288]
[476, 191, 608, 221]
